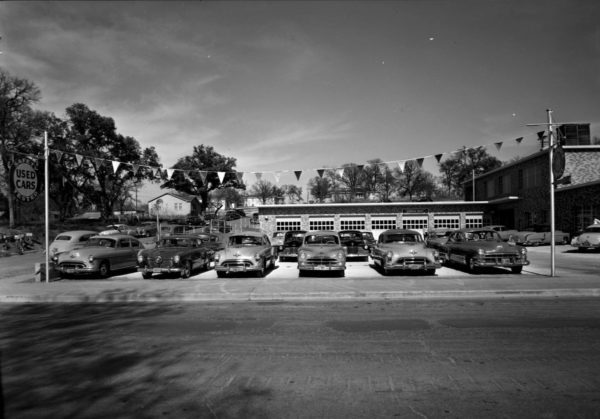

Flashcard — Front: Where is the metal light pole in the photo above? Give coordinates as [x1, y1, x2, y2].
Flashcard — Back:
[44, 131, 50, 283]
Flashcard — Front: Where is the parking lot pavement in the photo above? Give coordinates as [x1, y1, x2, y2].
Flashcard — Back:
[0, 246, 599, 303]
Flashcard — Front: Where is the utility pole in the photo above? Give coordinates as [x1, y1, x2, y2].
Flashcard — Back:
[527, 109, 576, 277]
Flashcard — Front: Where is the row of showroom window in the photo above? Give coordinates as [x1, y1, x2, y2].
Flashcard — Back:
[274, 214, 483, 234]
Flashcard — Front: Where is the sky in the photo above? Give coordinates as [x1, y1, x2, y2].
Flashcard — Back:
[1, 1, 599, 201]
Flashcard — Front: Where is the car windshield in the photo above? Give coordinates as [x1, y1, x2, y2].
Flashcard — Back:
[159, 238, 193, 247]
[339, 232, 363, 241]
[305, 235, 339, 245]
[584, 226, 600, 233]
[229, 235, 262, 246]
[86, 238, 116, 248]
[362, 233, 374, 239]
[465, 231, 500, 241]
[285, 232, 305, 240]
[382, 234, 422, 243]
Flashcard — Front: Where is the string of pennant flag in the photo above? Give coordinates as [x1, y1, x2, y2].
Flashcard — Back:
[5, 133, 538, 185]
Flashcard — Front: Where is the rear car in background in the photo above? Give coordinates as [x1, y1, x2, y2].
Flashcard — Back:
[338, 230, 370, 261]
[571, 224, 600, 252]
[278, 230, 307, 261]
[49, 230, 97, 260]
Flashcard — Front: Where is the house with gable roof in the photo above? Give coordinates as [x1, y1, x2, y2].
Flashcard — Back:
[147, 191, 202, 219]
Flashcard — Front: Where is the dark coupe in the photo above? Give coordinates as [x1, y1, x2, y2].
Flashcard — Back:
[438, 228, 529, 273]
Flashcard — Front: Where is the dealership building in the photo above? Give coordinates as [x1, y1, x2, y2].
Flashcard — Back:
[256, 124, 600, 238]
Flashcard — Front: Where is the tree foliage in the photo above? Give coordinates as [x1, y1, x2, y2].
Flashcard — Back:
[439, 146, 502, 196]
[160, 145, 243, 212]
[0, 70, 41, 227]
[308, 175, 332, 203]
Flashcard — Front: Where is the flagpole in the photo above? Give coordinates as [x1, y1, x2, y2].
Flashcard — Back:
[547, 110, 556, 277]
[44, 131, 50, 283]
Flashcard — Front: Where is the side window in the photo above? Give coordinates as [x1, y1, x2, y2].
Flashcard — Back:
[120, 239, 131, 248]
[131, 240, 140, 248]
[80, 234, 93, 242]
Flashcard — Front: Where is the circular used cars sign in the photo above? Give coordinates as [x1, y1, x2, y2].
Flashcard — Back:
[11, 157, 40, 202]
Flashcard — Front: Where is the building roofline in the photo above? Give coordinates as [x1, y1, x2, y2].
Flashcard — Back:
[258, 201, 489, 209]
[555, 178, 600, 193]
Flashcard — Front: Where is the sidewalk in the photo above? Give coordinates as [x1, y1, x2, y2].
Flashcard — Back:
[1, 250, 600, 303]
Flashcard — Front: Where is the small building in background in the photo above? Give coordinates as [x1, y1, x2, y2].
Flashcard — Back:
[147, 192, 202, 219]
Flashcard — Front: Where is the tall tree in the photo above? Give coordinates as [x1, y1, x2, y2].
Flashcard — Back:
[63, 103, 160, 220]
[334, 163, 364, 202]
[0, 70, 41, 227]
[362, 159, 386, 201]
[161, 145, 243, 213]
[282, 184, 303, 203]
[439, 146, 502, 196]
[394, 161, 437, 201]
[308, 176, 332, 203]
[250, 180, 277, 204]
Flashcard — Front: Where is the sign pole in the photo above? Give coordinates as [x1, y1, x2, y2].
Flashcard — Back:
[44, 131, 50, 283]
[547, 110, 556, 277]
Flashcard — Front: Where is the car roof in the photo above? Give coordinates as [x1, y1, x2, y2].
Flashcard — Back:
[55, 230, 97, 236]
[159, 234, 207, 239]
[90, 233, 138, 239]
[380, 229, 421, 235]
[230, 231, 264, 237]
[305, 230, 338, 236]
[455, 228, 496, 233]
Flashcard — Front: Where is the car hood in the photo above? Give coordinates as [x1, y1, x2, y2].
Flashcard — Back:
[377, 242, 429, 251]
[300, 244, 344, 254]
[453, 241, 522, 252]
[140, 247, 190, 258]
[220, 245, 266, 258]
[57, 246, 118, 261]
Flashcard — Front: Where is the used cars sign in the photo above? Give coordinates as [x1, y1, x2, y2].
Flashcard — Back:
[11, 157, 40, 202]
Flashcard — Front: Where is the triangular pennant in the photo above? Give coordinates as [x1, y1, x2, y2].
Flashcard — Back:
[54, 150, 64, 163]
[416, 158, 424, 168]
[236, 172, 244, 183]
[254, 172, 262, 181]
[515, 137, 523, 144]
[494, 142, 503, 151]
[131, 164, 139, 175]
[397, 161, 405, 172]
[167, 169, 175, 179]
[155, 167, 163, 179]
[75, 154, 84, 166]
[294, 170, 302, 181]
[199, 171, 208, 185]
[217, 171, 225, 183]
[336, 168, 344, 177]
[112, 160, 120, 173]
[94, 158, 104, 169]
[273, 171, 281, 183]
[317, 169, 325, 178]
[435, 153, 443, 163]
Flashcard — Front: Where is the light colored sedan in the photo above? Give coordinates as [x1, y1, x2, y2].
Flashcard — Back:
[297, 231, 346, 277]
[55, 234, 145, 278]
[571, 224, 600, 251]
[49, 230, 97, 259]
[214, 231, 276, 278]
[371, 229, 441, 275]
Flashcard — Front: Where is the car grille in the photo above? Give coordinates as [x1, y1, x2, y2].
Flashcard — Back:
[146, 257, 173, 268]
[306, 257, 338, 266]
[394, 257, 429, 266]
[58, 262, 86, 270]
[282, 247, 299, 255]
[221, 260, 254, 268]
[482, 253, 519, 263]
[346, 246, 359, 254]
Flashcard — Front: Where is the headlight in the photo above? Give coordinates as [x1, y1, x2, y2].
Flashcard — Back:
[214, 253, 221, 262]
[433, 250, 439, 259]
[520, 247, 527, 255]
[88, 255, 95, 262]
[173, 255, 180, 263]
[337, 251, 345, 260]
[299, 251, 307, 260]
[137, 255, 144, 263]
[478, 249, 485, 255]
[386, 251, 393, 261]
[254, 253, 261, 261]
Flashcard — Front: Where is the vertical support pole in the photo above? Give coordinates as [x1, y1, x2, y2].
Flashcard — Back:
[44, 131, 50, 283]
[547, 110, 556, 277]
